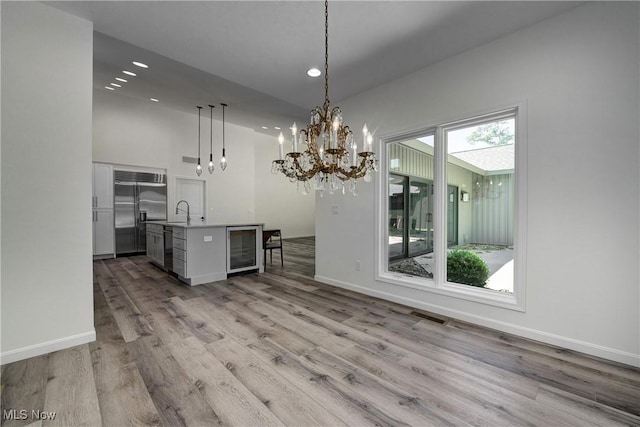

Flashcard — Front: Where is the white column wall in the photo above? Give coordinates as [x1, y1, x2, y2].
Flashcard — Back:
[315, 3, 640, 366]
[1, 2, 95, 363]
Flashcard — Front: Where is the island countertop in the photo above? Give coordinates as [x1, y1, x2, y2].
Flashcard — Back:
[147, 221, 265, 229]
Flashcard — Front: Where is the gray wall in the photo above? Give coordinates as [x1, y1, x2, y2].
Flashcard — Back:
[1, 2, 95, 362]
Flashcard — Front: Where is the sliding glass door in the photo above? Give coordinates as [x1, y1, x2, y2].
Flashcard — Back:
[389, 174, 436, 260]
[388, 174, 406, 260]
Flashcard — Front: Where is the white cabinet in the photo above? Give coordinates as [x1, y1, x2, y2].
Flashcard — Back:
[92, 163, 113, 209]
[93, 162, 114, 258]
[172, 226, 187, 277]
[172, 226, 227, 286]
[93, 210, 114, 256]
[146, 224, 165, 267]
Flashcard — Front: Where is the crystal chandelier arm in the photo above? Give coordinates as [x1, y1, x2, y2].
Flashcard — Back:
[332, 151, 377, 181]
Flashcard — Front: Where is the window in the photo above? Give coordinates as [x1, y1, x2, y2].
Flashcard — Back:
[378, 107, 526, 310]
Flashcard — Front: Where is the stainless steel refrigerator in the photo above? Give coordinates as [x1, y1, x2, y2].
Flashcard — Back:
[114, 170, 167, 255]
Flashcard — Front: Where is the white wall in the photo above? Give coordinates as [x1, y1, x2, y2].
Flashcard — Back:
[254, 132, 316, 238]
[315, 3, 640, 366]
[93, 91, 315, 237]
[1, 2, 95, 363]
[0, 2, 3, 360]
[94, 92, 256, 224]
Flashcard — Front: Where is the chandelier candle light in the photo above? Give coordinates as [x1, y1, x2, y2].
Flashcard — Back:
[271, 0, 377, 196]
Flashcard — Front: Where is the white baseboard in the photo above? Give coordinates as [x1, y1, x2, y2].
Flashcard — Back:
[314, 275, 640, 368]
[0, 330, 96, 365]
[188, 272, 228, 286]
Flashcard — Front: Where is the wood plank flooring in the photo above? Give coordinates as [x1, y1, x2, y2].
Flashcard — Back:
[2, 236, 640, 426]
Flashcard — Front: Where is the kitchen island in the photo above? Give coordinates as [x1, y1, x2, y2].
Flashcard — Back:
[146, 222, 264, 286]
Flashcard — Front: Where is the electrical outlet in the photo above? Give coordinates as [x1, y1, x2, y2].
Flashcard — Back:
[331, 205, 340, 214]
[355, 260, 361, 271]
[204, 236, 212, 242]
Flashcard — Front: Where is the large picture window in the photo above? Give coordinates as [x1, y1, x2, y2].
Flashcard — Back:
[378, 108, 525, 310]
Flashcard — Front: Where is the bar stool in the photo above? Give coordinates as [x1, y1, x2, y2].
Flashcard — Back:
[262, 229, 283, 269]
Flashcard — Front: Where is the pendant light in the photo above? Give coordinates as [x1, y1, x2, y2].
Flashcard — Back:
[196, 106, 203, 176]
[207, 104, 215, 174]
[220, 103, 228, 171]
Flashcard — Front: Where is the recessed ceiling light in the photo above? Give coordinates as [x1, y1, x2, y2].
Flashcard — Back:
[150, 98, 159, 102]
[274, 126, 281, 130]
[105, 86, 115, 90]
[261, 126, 268, 130]
[115, 77, 127, 83]
[110, 83, 121, 87]
[123, 70, 136, 76]
[132, 61, 148, 68]
[307, 68, 321, 77]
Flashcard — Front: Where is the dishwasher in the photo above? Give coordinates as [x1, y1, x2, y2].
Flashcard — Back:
[163, 226, 173, 271]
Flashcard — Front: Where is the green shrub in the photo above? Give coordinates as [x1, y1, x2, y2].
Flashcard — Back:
[447, 249, 489, 287]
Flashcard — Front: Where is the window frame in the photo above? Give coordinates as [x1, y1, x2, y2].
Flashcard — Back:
[375, 105, 527, 311]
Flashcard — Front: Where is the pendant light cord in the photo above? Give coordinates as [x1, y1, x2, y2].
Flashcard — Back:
[209, 105, 214, 154]
[221, 103, 227, 152]
[197, 106, 202, 156]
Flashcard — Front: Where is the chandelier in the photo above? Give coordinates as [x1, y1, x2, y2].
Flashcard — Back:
[271, 0, 377, 196]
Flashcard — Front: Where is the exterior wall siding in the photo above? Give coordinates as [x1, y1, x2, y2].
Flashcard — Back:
[471, 172, 514, 245]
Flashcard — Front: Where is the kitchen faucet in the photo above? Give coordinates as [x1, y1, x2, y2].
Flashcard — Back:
[175, 200, 191, 225]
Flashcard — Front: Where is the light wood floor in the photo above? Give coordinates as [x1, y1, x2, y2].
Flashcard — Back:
[2, 237, 640, 426]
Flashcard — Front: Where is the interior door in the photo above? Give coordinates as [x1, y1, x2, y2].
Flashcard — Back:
[175, 177, 205, 223]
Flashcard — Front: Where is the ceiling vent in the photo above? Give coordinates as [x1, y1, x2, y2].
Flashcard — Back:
[182, 156, 197, 164]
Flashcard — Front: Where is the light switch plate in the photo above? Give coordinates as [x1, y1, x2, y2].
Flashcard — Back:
[204, 236, 212, 242]
[331, 205, 340, 214]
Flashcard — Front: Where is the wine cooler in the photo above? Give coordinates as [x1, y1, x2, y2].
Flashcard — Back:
[227, 226, 262, 274]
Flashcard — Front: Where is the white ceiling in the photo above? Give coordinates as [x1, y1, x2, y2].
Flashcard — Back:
[46, 1, 582, 135]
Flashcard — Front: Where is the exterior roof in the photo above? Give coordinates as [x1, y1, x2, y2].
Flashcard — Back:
[452, 144, 515, 172]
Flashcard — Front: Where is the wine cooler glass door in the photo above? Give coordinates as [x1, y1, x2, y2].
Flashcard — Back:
[227, 226, 260, 273]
